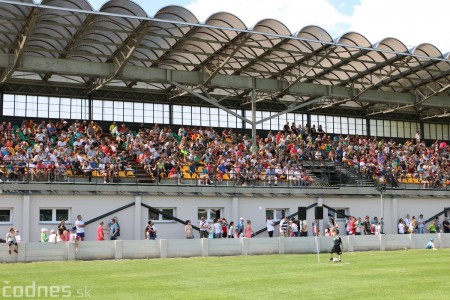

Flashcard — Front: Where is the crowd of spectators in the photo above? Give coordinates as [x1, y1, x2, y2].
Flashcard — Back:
[0, 118, 449, 188]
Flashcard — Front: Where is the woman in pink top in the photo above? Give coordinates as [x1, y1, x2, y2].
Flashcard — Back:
[244, 220, 254, 238]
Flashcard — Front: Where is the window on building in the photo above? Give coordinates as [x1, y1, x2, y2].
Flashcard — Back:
[266, 209, 288, 221]
[149, 208, 175, 222]
[39, 208, 70, 223]
[198, 208, 222, 221]
[327, 208, 348, 221]
[0, 209, 12, 223]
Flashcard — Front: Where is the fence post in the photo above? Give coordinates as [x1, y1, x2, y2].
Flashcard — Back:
[160, 239, 168, 258]
[380, 234, 385, 251]
[201, 238, 209, 257]
[114, 240, 123, 259]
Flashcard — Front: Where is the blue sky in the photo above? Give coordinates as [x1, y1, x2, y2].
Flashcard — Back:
[85, 0, 449, 53]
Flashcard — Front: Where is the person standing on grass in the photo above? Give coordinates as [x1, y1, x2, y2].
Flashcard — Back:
[75, 214, 85, 241]
[266, 216, 275, 237]
[97, 221, 106, 241]
[330, 229, 343, 262]
[5, 228, 18, 255]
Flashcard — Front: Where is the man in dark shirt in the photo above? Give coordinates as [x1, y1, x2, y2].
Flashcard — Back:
[363, 215, 372, 235]
[443, 217, 450, 233]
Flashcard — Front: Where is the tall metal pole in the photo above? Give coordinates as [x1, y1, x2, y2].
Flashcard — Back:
[251, 81, 257, 155]
[380, 189, 384, 223]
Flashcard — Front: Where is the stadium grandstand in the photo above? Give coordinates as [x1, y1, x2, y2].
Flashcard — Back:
[0, 0, 450, 244]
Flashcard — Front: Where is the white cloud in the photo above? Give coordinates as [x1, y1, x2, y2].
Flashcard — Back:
[185, 0, 450, 54]
[349, 0, 449, 53]
[185, 0, 350, 35]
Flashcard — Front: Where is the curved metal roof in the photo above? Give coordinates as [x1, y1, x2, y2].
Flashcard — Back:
[0, 0, 450, 119]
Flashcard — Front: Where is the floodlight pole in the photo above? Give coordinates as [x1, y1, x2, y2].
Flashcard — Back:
[251, 82, 257, 155]
[380, 186, 385, 233]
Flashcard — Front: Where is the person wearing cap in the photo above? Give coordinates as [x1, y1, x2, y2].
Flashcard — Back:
[425, 238, 436, 250]
[5, 228, 18, 255]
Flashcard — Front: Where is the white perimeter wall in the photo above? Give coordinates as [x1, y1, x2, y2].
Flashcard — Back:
[0, 194, 449, 242]
[1, 234, 449, 263]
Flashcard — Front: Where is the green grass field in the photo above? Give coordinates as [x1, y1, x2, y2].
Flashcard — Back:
[2, 249, 449, 299]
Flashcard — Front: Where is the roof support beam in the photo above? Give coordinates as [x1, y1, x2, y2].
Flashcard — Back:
[255, 96, 327, 125]
[254, 48, 334, 103]
[0, 7, 40, 84]
[170, 81, 252, 125]
[3, 53, 450, 108]
[89, 20, 151, 92]
[415, 81, 450, 106]
[167, 33, 250, 100]
[202, 34, 249, 86]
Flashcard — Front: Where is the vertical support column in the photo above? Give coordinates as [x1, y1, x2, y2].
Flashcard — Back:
[0, 90, 3, 117]
[134, 195, 142, 240]
[392, 197, 398, 234]
[168, 98, 173, 126]
[251, 81, 257, 155]
[419, 121, 424, 140]
[88, 93, 93, 121]
[232, 196, 239, 227]
[22, 195, 30, 243]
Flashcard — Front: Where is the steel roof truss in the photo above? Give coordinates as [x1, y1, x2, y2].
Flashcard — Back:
[0, 7, 39, 84]
[90, 20, 151, 92]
